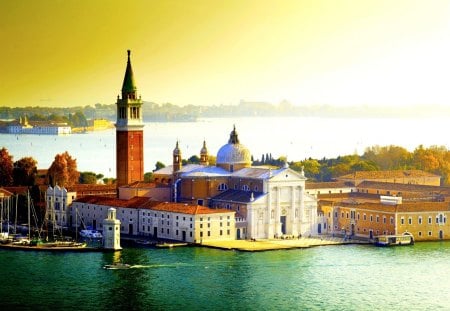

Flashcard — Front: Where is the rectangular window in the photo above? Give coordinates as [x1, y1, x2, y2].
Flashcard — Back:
[227, 230, 230, 235]
[428, 231, 432, 236]
[408, 217, 412, 225]
[208, 231, 211, 237]
[200, 231, 203, 237]
[220, 230, 223, 236]
[363, 214, 367, 221]
[428, 217, 432, 224]
[418, 217, 422, 224]
[200, 224, 203, 228]
[401, 217, 404, 225]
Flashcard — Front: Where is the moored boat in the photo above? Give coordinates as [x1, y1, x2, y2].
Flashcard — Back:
[80, 229, 103, 239]
[374, 234, 414, 246]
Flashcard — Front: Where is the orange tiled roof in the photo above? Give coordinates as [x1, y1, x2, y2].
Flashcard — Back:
[339, 170, 440, 180]
[306, 181, 350, 189]
[397, 202, 450, 213]
[149, 202, 233, 215]
[357, 181, 450, 194]
[121, 181, 158, 189]
[0, 188, 14, 197]
[74, 196, 233, 215]
[331, 200, 450, 213]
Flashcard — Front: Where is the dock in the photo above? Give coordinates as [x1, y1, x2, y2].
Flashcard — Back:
[200, 236, 370, 252]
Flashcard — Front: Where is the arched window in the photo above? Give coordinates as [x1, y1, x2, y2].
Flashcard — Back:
[218, 183, 228, 191]
[242, 185, 250, 191]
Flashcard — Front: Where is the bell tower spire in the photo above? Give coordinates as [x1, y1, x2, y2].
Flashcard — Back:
[115, 50, 144, 187]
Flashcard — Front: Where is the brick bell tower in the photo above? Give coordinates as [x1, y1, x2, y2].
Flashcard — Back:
[115, 50, 144, 187]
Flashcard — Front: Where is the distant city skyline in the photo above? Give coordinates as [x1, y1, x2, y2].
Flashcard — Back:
[1, 0, 450, 108]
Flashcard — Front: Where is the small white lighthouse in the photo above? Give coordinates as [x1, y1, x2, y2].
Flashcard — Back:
[103, 208, 122, 250]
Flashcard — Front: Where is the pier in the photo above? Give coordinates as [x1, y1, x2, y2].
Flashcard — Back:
[200, 236, 370, 252]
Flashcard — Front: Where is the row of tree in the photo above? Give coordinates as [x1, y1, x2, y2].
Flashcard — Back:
[2, 144, 450, 188]
[0, 148, 113, 187]
[288, 145, 450, 185]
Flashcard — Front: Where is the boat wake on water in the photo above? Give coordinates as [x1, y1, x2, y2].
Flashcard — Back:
[103, 263, 188, 270]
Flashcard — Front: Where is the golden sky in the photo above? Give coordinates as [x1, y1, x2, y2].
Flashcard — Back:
[1, 0, 450, 107]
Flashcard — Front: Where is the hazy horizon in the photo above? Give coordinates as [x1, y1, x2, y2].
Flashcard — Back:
[2, 1, 450, 108]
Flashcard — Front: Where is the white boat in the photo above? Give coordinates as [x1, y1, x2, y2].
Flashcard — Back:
[80, 229, 103, 239]
[374, 233, 414, 246]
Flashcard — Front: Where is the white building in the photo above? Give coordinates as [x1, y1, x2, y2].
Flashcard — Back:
[45, 186, 77, 229]
[70, 196, 235, 243]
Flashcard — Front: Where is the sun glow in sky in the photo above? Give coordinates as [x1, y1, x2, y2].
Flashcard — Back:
[1, 0, 450, 108]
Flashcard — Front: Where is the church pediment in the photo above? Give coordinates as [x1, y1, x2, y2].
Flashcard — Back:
[269, 168, 306, 182]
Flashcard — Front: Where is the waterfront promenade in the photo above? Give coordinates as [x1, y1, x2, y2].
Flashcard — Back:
[201, 235, 369, 252]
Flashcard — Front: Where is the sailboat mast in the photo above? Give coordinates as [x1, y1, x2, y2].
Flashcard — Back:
[14, 194, 18, 234]
[28, 191, 31, 240]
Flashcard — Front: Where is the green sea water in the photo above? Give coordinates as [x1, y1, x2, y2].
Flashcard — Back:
[1, 242, 449, 311]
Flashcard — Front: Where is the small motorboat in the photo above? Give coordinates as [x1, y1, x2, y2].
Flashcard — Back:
[80, 229, 103, 239]
[103, 262, 132, 270]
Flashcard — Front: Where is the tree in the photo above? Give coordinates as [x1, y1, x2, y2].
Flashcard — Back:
[103, 177, 115, 185]
[47, 151, 80, 187]
[187, 155, 200, 164]
[13, 157, 38, 186]
[0, 147, 14, 186]
[208, 155, 216, 166]
[79, 171, 98, 184]
[154, 161, 165, 171]
[144, 172, 153, 182]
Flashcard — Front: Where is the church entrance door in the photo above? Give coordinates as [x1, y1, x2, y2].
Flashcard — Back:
[280, 216, 286, 234]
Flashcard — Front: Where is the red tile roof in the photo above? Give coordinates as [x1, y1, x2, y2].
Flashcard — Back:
[73, 196, 233, 215]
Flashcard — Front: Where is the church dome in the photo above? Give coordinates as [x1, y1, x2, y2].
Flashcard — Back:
[216, 126, 251, 167]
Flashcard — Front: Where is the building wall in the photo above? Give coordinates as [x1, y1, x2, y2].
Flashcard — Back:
[119, 186, 170, 201]
[323, 201, 450, 241]
[178, 177, 229, 205]
[46, 186, 77, 228]
[116, 130, 144, 187]
[396, 211, 449, 241]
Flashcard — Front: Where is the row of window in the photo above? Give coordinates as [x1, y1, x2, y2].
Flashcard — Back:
[400, 215, 447, 225]
[217, 183, 259, 192]
[336, 211, 448, 226]
[199, 229, 231, 237]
